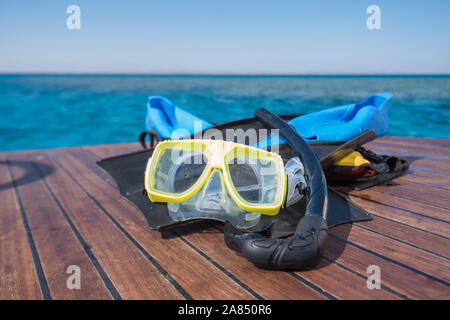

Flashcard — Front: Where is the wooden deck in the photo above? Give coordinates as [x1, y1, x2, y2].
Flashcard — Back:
[1, 137, 449, 300]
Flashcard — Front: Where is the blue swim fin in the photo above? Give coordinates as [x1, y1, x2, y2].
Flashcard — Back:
[146, 96, 213, 139]
[257, 92, 392, 147]
[145, 93, 392, 143]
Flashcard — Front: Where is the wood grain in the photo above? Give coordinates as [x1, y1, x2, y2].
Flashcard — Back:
[176, 223, 399, 300]
[0, 158, 42, 299]
[342, 187, 450, 223]
[30, 152, 186, 300]
[52, 150, 257, 300]
[1, 136, 449, 300]
[353, 215, 449, 259]
[330, 226, 450, 284]
[7, 154, 113, 299]
[82, 145, 400, 299]
[324, 236, 450, 299]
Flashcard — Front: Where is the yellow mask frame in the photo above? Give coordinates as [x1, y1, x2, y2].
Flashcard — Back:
[144, 139, 287, 215]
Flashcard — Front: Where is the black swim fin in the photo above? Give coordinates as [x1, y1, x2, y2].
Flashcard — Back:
[97, 147, 275, 231]
[98, 116, 373, 231]
[97, 147, 372, 233]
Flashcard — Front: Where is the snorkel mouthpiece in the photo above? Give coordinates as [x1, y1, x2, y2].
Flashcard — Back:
[225, 215, 328, 269]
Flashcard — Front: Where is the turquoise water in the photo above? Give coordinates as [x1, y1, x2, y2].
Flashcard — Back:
[0, 75, 449, 151]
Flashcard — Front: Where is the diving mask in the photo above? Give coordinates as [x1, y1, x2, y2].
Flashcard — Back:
[144, 139, 287, 229]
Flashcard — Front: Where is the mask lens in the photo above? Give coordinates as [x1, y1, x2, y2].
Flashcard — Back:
[173, 153, 208, 193]
[227, 158, 260, 202]
[151, 146, 208, 194]
[226, 150, 281, 205]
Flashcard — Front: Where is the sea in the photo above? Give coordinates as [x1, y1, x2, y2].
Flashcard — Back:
[0, 74, 449, 151]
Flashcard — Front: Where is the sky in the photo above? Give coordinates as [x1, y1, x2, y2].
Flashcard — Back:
[0, 0, 449, 74]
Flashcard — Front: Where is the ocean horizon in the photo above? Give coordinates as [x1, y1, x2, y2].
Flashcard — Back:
[1, 74, 449, 151]
[2, 73, 450, 77]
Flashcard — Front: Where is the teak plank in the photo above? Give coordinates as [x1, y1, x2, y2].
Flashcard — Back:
[295, 258, 401, 300]
[353, 215, 449, 259]
[6, 154, 113, 300]
[179, 223, 399, 300]
[83, 142, 141, 159]
[395, 173, 450, 191]
[52, 150, 257, 300]
[330, 226, 450, 284]
[0, 158, 42, 299]
[171, 223, 328, 300]
[31, 153, 186, 300]
[343, 188, 449, 224]
[367, 140, 450, 160]
[366, 144, 450, 175]
[377, 137, 450, 149]
[324, 237, 450, 299]
[367, 179, 450, 209]
[367, 135, 449, 154]
[349, 195, 449, 238]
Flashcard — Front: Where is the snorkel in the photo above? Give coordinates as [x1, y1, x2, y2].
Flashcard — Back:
[224, 108, 329, 270]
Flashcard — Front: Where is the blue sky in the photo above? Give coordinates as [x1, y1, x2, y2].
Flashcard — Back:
[0, 0, 449, 74]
